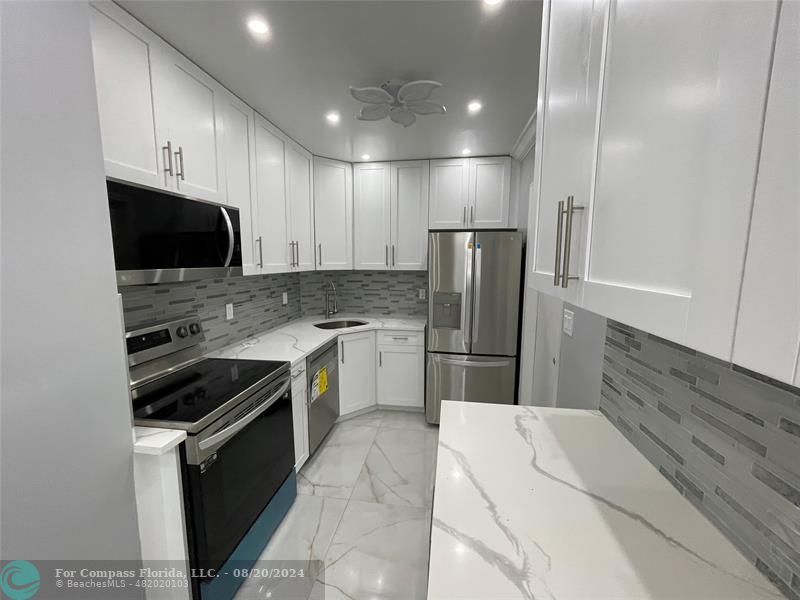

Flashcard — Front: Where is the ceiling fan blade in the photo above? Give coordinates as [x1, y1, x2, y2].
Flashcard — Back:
[349, 86, 393, 104]
[406, 100, 447, 115]
[397, 80, 442, 104]
[389, 107, 416, 127]
[357, 104, 390, 121]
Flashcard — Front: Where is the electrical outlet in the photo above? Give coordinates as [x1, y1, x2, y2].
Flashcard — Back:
[282, 291, 288, 306]
[418, 288, 427, 301]
[562, 308, 575, 337]
[225, 303, 234, 321]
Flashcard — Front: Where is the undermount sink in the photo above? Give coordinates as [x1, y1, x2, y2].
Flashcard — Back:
[314, 319, 368, 330]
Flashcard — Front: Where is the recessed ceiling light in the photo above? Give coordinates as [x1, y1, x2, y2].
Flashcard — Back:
[325, 111, 340, 125]
[467, 100, 483, 114]
[361, 154, 370, 161]
[483, 0, 504, 6]
[246, 17, 270, 39]
[461, 148, 472, 155]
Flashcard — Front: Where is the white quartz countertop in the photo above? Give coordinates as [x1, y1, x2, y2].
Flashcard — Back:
[428, 402, 781, 600]
[133, 426, 186, 456]
[209, 314, 426, 367]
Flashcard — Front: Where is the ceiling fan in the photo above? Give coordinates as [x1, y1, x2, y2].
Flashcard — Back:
[349, 79, 446, 127]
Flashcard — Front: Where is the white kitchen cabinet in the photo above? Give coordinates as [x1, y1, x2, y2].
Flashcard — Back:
[290, 363, 310, 470]
[285, 142, 315, 272]
[221, 92, 259, 275]
[733, 3, 800, 385]
[254, 116, 289, 273]
[377, 332, 424, 408]
[429, 158, 470, 229]
[353, 163, 392, 269]
[579, 0, 778, 359]
[391, 161, 429, 270]
[468, 156, 511, 228]
[528, 0, 607, 302]
[151, 46, 226, 203]
[314, 157, 353, 270]
[338, 331, 376, 415]
[429, 157, 511, 230]
[89, 3, 163, 189]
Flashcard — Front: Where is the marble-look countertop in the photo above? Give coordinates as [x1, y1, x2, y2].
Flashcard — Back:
[209, 314, 426, 367]
[428, 402, 781, 600]
[133, 426, 186, 456]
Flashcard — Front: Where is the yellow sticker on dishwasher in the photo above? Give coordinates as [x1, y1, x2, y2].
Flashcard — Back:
[311, 366, 328, 401]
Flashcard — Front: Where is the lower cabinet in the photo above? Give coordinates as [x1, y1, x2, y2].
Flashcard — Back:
[377, 332, 424, 408]
[338, 331, 377, 415]
[290, 363, 309, 470]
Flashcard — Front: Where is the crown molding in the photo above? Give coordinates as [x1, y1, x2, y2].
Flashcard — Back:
[511, 110, 537, 161]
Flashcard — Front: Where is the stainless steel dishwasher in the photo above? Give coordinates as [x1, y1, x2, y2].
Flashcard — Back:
[307, 338, 340, 455]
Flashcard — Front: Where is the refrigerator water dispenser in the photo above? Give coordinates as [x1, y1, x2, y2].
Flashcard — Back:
[432, 292, 462, 329]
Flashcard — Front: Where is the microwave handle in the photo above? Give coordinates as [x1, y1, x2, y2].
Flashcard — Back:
[220, 207, 234, 267]
[198, 378, 290, 452]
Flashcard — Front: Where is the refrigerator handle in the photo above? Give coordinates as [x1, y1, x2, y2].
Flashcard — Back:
[472, 244, 482, 345]
[464, 236, 474, 347]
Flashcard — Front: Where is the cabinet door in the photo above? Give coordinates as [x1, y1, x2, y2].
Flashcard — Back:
[286, 143, 315, 272]
[391, 161, 429, 270]
[291, 365, 309, 471]
[468, 156, 511, 229]
[152, 47, 225, 202]
[377, 345, 424, 408]
[733, 3, 800, 385]
[222, 92, 259, 275]
[581, 0, 777, 359]
[89, 4, 163, 189]
[254, 116, 289, 273]
[313, 157, 353, 270]
[354, 163, 391, 270]
[429, 159, 469, 229]
[339, 332, 376, 415]
[528, 0, 606, 300]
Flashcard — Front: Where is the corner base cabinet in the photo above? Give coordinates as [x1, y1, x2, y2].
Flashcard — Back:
[338, 331, 376, 415]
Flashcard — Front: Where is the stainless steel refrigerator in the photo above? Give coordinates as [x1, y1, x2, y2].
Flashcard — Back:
[426, 231, 523, 423]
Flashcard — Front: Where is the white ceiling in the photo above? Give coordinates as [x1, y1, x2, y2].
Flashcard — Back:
[119, 0, 542, 163]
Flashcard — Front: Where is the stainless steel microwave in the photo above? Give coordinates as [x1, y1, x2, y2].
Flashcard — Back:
[107, 180, 243, 286]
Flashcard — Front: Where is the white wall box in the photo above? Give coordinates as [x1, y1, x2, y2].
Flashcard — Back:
[285, 142, 316, 272]
[290, 363, 310, 470]
[314, 157, 354, 270]
[254, 116, 289, 273]
[733, 2, 800, 385]
[354, 161, 429, 270]
[338, 331, 376, 415]
[377, 331, 425, 408]
[429, 157, 511, 230]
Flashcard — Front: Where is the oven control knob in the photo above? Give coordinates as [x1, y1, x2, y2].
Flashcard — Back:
[176, 326, 189, 338]
[189, 323, 201, 335]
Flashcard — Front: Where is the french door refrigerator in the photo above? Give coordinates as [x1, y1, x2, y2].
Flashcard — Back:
[426, 231, 523, 423]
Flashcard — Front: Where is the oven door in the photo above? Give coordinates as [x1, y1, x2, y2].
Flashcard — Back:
[183, 374, 294, 574]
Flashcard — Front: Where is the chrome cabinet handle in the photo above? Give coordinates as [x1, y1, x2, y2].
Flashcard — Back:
[291, 369, 304, 380]
[391, 336, 409, 341]
[379, 351, 382, 367]
[385, 244, 389, 267]
[462, 206, 467, 225]
[470, 206, 474, 225]
[560, 195, 584, 289]
[391, 245, 395, 267]
[174, 146, 185, 181]
[340, 340, 344, 363]
[162, 141, 174, 176]
[295, 241, 300, 267]
[289, 241, 295, 267]
[554, 199, 565, 286]
[318, 243, 323, 266]
[257, 236, 264, 268]
[220, 207, 234, 267]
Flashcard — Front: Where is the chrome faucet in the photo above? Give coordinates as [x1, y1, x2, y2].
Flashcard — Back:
[323, 280, 338, 319]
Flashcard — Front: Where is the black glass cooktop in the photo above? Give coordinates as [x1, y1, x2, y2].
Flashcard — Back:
[132, 358, 287, 426]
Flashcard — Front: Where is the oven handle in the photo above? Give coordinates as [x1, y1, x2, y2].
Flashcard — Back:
[198, 378, 290, 452]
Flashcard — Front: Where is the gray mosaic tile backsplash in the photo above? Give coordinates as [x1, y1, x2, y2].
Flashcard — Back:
[120, 273, 301, 353]
[299, 271, 428, 318]
[599, 320, 800, 599]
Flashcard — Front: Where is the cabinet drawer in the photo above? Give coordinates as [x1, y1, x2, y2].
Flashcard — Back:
[377, 331, 424, 347]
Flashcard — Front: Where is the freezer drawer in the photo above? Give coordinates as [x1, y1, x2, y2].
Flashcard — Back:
[425, 352, 516, 424]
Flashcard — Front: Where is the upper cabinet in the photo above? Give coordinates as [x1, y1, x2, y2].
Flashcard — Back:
[530, 0, 780, 361]
[733, 2, 800, 385]
[314, 157, 353, 270]
[254, 116, 289, 273]
[285, 142, 315, 272]
[353, 161, 429, 270]
[90, 3, 225, 203]
[429, 157, 511, 230]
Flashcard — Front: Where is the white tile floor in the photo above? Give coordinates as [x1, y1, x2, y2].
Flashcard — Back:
[235, 409, 438, 600]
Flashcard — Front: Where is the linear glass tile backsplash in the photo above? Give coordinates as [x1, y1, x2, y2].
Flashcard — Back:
[599, 320, 800, 600]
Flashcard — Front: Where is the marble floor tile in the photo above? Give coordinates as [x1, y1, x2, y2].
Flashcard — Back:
[313, 500, 430, 600]
[379, 410, 436, 432]
[335, 409, 386, 430]
[298, 424, 378, 499]
[350, 428, 438, 508]
[234, 494, 347, 600]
